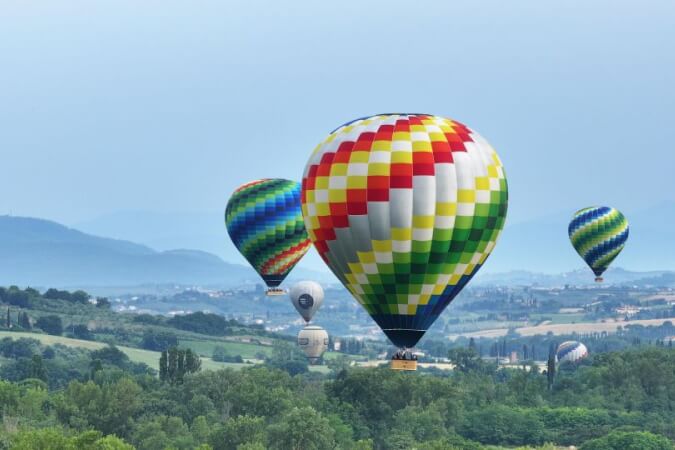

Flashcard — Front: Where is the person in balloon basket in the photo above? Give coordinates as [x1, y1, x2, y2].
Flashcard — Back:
[393, 350, 417, 361]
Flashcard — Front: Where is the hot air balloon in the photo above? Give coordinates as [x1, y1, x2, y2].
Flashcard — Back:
[555, 341, 588, 365]
[568, 206, 629, 282]
[301, 114, 508, 369]
[289, 281, 324, 323]
[297, 325, 329, 364]
[225, 179, 312, 295]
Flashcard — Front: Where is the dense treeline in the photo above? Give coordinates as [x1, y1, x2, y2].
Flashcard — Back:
[167, 312, 240, 336]
[0, 286, 674, 448]
[0, 333, 673, 449]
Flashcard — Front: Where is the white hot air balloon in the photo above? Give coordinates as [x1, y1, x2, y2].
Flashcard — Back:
[555, 341, 588, 365]
[289, 281, 324, 323]
[297, 325, 329, 364]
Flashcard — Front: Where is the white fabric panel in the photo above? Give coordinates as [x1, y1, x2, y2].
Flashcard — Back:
[390, 189, 413, 229]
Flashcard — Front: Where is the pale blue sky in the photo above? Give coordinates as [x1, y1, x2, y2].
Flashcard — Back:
[1, 0, 674, 270]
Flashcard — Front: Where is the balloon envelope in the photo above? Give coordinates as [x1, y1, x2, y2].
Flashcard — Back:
[301, 114, 508, 348]
[289, 281, 324, 323]
[225, 179, 311, 288]
[297, 325, 328, 363]
[555, 341, 588, 364]
[568, 206, 629, 280]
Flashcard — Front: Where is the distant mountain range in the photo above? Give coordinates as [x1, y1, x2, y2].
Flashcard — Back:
[74, 203, 675, 275]
[3, 208, 675, 291]
[73, 210, 332, 277]
[473, 267, 675, 287]
[0, 216, 334, 289]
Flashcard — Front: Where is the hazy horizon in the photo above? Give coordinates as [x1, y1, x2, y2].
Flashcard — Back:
[2, 0, 675, 273]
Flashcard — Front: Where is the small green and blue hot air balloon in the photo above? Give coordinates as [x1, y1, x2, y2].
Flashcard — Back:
[568, 206, 629, 282]
[225, 179, 311, 294]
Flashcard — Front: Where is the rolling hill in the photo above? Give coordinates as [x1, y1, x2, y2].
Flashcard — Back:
[0, 216, 254, 287]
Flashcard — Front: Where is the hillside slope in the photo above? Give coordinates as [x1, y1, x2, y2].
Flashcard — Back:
[0, 216, 252, 287]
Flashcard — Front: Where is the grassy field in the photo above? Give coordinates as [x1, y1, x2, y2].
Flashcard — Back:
[0, 331, 245, 371]
[448, 317, 675, 340]
[180, 338, 273, 359]
[0, 331, 332, 373]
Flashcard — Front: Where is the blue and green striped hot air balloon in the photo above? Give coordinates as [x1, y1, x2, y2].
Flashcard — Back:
[225, 179, 311, 294]
[568, 206, 629, 282]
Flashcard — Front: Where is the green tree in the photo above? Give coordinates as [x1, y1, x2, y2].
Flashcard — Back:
[461, 405, 547, 446]
[96, 297, 111, 308]
[208, 415, 266, 450]
[132, 415, 194, 450]
[267, 406, 336, 450]
[392, 404, 446, 443]
[10, 427, 72, 449]
[141, 330, 178, 351]
[185, 348, 202, 373]
[161, 347, 201, 384]
[44, 288, 70, 301]
[72, 324, 94, 340]
[236, 444, 265, 450]
[265, 341, 308, 376]
[382, 431, 417, 450]
[29, 354, 48, 382]
[71, 290, 90, 304]
[55, 378, 142, 438]
[0, 379, 20, 413]
[167, 346, 178, 382]
[580, 431, 673, 450]
[91, 435, 134, 449]
[191, 415, 210, 446]
[91, 345, 129, 368]
[89, 359, 103, 379]
[10, 428, 135, 450]
[18, 311, 32, 329]
[447, 347, 490, 374]
[159, 349, 168, 382]
[36, 315, 63, 335]
[547, 354, 556, 391]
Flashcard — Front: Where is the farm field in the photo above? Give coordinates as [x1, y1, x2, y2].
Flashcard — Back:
[0, 331, 332, 373]
[0, 331, 246, 371]
[448, 317, 675, 340]
[180, 337, 273, 359]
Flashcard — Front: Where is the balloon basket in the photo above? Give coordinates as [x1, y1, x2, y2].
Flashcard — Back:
[266, 288, 286, 296]
[594, 277, 604, 283]
[390, 350, 418, 371]
[391, 359, 417, 371]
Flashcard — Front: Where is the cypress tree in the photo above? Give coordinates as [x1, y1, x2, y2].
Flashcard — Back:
[30, 354, 48, 382]
[167, 347, 178, 383]
[547, 354, 556, 391]
[159, 350, 168, 382]
[176, 349, 186, 384]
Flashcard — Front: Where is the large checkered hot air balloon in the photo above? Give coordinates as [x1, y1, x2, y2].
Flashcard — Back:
[225, 179, 312, 295]
[568, 206, 629, 282]
[301, 114, 508, 354]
